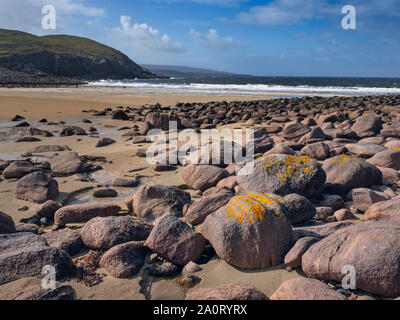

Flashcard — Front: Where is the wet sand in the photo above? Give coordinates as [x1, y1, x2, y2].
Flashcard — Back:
[0, 87, 269, 120]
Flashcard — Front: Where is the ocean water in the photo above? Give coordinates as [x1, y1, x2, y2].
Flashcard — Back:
[86, 76, 400, 97]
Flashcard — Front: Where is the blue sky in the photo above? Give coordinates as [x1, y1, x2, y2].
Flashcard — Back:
[1, 0, 400, 77]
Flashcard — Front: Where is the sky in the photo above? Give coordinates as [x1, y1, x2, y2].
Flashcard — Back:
[0, 0, 399, 77]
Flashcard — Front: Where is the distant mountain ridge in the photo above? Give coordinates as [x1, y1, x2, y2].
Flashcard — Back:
[0, 29, 156, 84]
[142, 64, 246, 78]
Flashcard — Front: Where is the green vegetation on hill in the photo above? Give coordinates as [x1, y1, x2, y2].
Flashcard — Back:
[0, 29, 156, 81]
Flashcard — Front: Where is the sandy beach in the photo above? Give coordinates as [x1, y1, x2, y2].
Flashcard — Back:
[0, 87, 269, 120]
[0, 87, 303, 300]
[1, 87, 399, 301]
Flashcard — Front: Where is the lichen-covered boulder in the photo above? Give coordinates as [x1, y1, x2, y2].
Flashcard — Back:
[322, 155, 382, 195]
[237, 154, 326, 198]
[201, 193, 292, 269]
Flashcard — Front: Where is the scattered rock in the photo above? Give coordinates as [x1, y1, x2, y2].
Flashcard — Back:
[368, 149, 400, 170]
[54, 202, 121, 227]
[145, 215, 205, 266]
[0, 211, 16, 234]
[181, 165, 229, 192]
[283, 193, 316, 225]
[60, 126, 87, 136]
[81, 216, 152, 249]
[49, 152, 87, 175]
[349, 188, 390, 212]
[111, 177, 138, 188]
[3, 285, 76, 300]
[186, 283, 267, 300]
[363, 196, 400, 221]
[99, 241, 147, 278]
[42, 228, 83, 255]
[184, 192, 233, 226]
[95, 137, 116, 148]
[15, 171, 59, 204]
[333, 209, 354, 221]
[284, 236, 319, 268]
[3, 161, 40, 179]
[271, 278, 347, 300]
[93, 188, 118, 198]
[131, 185, 191, 223]
[302, 220, 400, 297]
[0, 232, 75, 285]
[35, 200, 61, 219]
[323, 155, 382, 195]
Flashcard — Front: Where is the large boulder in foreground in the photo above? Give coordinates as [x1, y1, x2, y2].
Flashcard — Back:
[0, 211, 16, 234]
[201, 193, 292, 269]
[15, 171, 59, 204]
[49, 152, 87, 175]
[181, 164, 229, 192]
[54, 202, 121, 227]
[302, 221, 400, 297]
[237, 155, 326, 198]
[0, 233, 75, 285]
[131, 185, 191, 223]
[186, 283, 267, 300]
[99, 241, 147, 278]
[322, 155, 382, 195]
[81, 216, 152, 250]
[145, 215, 205, 266]
[184, 192, 233, 226]
[271, 278, 347, 300]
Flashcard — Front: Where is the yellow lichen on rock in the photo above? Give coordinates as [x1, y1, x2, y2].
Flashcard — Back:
[258, 154, 313, 181]
[221, 192, 284, 224]
[328, 154, 362, 167]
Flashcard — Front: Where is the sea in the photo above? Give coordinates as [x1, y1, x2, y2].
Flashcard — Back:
[86, 76, 400, 97]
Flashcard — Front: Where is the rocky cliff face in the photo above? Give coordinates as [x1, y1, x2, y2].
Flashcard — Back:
[0, 29, 157, 83]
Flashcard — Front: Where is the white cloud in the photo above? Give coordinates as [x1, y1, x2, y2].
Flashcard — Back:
[149, 0, 247, 6]
[231, 0, 400, 26]
[113, 16, 186, 54]
[234, 0, 329, 25]
[0, 0, 105, 34]
[190, 28, 243, 50]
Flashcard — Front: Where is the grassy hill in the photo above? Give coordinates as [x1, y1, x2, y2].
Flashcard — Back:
[0, 29, 156, 82]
